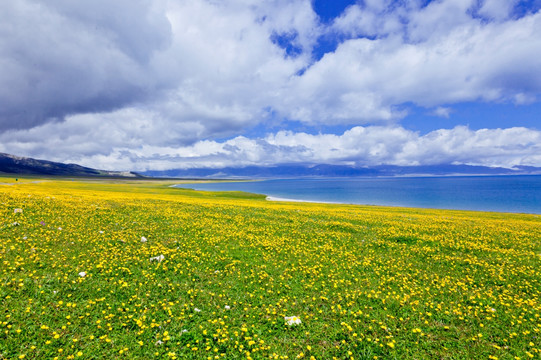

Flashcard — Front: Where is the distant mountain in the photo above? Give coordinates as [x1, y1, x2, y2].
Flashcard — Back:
[142, 163, 541, 179]
[0, 153, 142, 178]
[3, 152, 539, 179]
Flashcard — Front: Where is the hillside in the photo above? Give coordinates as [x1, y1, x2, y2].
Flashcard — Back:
[0, 153, 141, 178]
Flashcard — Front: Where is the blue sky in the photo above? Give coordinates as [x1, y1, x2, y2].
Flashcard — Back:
[0, 0, 540, 171]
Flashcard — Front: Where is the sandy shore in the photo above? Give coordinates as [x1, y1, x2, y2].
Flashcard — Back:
[265, 196, 339, 204]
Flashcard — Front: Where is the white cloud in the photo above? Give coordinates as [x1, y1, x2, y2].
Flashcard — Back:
[430, 107, 453, 118]
[2, 122, 539, 170]
[2, 0, 540, 133]
[0, 0, 316, 134]
[283, 6, 541, 124]
[331, 3, 403, 38]
[1, 1, 541, 170]
[479, 0, 520, 21]
[396, 126, 541, 167]
[407, 0, 478, 42]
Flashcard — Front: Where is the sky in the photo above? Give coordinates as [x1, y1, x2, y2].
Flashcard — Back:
[1, 0, 541, 171]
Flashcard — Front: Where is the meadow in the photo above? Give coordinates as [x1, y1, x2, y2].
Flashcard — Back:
[1, 177, 540, 359]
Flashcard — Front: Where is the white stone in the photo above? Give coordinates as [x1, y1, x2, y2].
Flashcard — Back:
[150, 254, 164, 262]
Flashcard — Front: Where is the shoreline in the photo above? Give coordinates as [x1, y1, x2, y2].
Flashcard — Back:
[265, 195, 540, 215]
[265, 196, 340, 204]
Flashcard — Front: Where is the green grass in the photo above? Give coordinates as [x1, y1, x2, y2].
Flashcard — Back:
[1, 177, 540, 359]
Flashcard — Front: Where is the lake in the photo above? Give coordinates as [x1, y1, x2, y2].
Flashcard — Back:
[173, 175, 541, 214]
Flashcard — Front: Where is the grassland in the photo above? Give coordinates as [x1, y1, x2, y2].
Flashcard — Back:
[1, 177, 540, 359]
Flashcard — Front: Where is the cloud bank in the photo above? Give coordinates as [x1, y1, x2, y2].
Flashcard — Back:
[1, 123, 539, 171]
[1, 0, 540, 169]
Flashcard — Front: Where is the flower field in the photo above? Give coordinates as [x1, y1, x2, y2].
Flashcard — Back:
[1, 178, 540, 359]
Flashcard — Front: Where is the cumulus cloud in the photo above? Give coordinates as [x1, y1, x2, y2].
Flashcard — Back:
[0, 0, 316, 134]
[2, 1, 541, 131]
[264, 126, 541, 168]
[285, 1, 541, 124]
[1, 0, 541, 170]
[478, 0, 520, 21]
[430, 107, 453, 118]
[2, 122, 539, 171]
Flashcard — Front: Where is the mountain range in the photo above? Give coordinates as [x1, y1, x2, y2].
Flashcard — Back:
[2, 152, 540, 179]
[0, 153, 141, 177]
[141, 163, 541, 178]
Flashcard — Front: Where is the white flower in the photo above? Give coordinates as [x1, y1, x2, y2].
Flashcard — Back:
[194, 308, 201, 312]
[224, 305, 231, 310]
[150, 254, 164, 262]
[141, 236, 147, 242]
[12, 222, 19, 226]
[58, 227, 62, 230]
[14, 208, 23, 213]
[181, 329, 188, 333]
[155, 340, 163, 345]
[78, 272, 86, 277]
[99, 231, 104, 234]
[285, 316, 302, 326]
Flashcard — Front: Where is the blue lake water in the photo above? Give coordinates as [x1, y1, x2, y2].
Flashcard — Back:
[173, 176, 541, 214]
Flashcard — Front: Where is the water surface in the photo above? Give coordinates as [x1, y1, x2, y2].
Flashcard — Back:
[173, 176, 541, 214]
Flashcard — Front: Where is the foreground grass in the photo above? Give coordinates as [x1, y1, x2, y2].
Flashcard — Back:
[1, 178, 540, 359]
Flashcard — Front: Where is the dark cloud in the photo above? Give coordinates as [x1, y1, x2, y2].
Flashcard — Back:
[0, 0, 171, 131]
